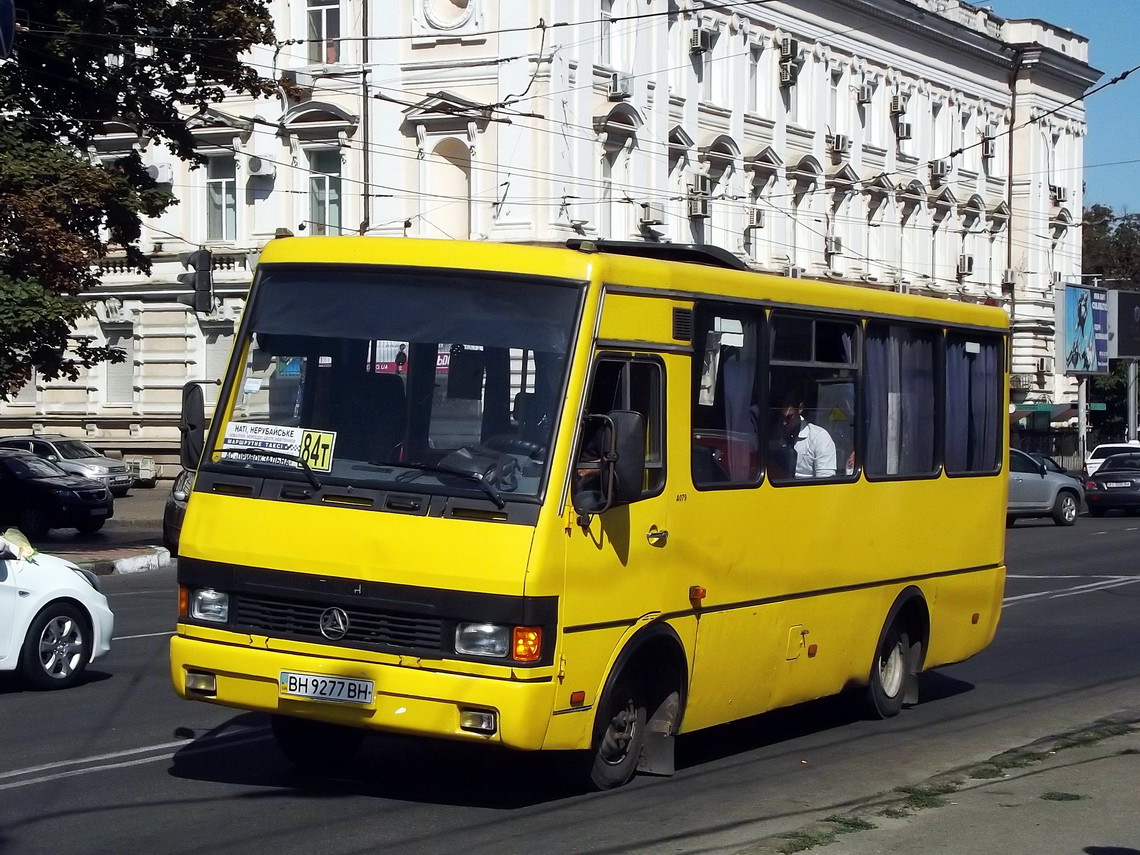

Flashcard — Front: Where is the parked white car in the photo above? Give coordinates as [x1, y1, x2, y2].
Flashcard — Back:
[1083, 441, 1140, 478]
[0, 530, 114, 689]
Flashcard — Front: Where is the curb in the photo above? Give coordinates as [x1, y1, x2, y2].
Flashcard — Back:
[70, 546, 172, 576]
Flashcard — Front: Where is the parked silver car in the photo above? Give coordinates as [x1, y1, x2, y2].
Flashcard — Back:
[1008, 447, 1084, 526]
[0, 434, 133, 497]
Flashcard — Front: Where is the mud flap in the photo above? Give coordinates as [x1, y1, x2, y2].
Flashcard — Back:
[903, 639, 922, 707]
[636, 690, 680, 776]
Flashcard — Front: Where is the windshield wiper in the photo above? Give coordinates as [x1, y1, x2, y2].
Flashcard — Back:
[372, 460, 505, 510]
[221, 447, 323, 491]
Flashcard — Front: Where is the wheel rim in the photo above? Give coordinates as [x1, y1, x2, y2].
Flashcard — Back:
[38, 616, 84, 680]
[598, 697, 639, 766]
[1062, 496, 1077, 522]
[878, 638, 905, 699]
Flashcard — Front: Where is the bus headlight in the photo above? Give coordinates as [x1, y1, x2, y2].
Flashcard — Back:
[190, 588, 230, 623]
[455, 623, 509, 658]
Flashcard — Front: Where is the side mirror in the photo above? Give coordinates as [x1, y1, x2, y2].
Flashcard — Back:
[180, 382, 206, 471]
[46, 454, 58, 462]
[571, 410, 647, 519]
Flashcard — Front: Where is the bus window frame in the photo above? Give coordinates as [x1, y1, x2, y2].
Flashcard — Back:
[942, 329, 1005, 479]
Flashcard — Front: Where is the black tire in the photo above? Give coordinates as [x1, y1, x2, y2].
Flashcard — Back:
[75, 518, 105, 535]
[1088, 507, 1106, 517]
[589, 673, 647, 790]
[19, 602, 92, 690]
[18, 506, 50, 540]
[1051, 492, 1079, 526]
[271, 714, 364, 773]
[1005, 515, 1016, 528]
[111, 488, 130, 498]
[864, 626, 910, 719]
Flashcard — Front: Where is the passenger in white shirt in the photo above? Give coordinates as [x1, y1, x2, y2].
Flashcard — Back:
[777, 399, 837, 478]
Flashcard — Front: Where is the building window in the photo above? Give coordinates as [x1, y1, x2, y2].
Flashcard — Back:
[106, 329, 135, 405]
[307, 0, 340, 65]
[206, 156, 237, 243]
[599, 0, 615, 67]
[12, 370, 36, 404]
[308, 150, 342, 235]
[747, 46, 761, 113]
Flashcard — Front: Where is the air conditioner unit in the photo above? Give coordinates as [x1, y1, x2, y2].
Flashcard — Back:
[639, 203, 665, 226]
[982, 136, 997, 159]
[1009, 373, 1030, 390]
[779, 36, 798, 60]
[688, 196, 710, 219]
[245, 156, 276, 177]
[1037, 356, 1055, 374]
[1052, 271, 1063, 285]
[782, 265, 802, 279]
[1050, 184, 1068, 203]
[890, 95, 906, 115]
[1002, 268, 1017, 286]
[957, 254, 974, 276]
[690, 174, 711, 197]
[607, 71, 633, 101]
[280, 69, 314, 90]
[746, 207, 765, 229]
[830, 134, 851, 155]
[146, 162, 174, 184]
[825, 235, 843, 255]
[930, 159, 951, 180]
[689, 26, 712, 54]
[779, 60, 798, 86]
[856, 83, 873, 105]
[896, 120, 912, 140]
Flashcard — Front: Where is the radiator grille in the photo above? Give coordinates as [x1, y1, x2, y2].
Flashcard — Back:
[234, 594, 445, 652]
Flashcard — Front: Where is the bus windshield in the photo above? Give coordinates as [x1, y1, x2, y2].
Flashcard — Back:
[210, 265, 582, 501]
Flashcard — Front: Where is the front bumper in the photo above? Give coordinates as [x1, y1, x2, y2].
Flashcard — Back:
[170, 633, 558, 750]
[89, 596, 115, 664]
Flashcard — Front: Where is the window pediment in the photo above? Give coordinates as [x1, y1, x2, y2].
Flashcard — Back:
[188, 109, 253, 149]
[402, 91, 490, 135]
[283, 101, 360, 142]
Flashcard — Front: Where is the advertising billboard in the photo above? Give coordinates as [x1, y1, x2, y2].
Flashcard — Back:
[1113, 291, 1140, 359]
[1059, 284, 1109, 374]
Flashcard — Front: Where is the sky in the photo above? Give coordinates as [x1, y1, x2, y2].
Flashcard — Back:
[986, 1, 1140, 213]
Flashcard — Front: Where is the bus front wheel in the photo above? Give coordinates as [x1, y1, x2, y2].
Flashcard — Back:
[589, 674, 647, 790]
[271, 714, 364, 773]
[864, 625, 912, 719]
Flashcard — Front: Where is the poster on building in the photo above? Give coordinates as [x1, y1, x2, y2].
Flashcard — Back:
[1112, 291, 1140, 359]
[1059, 284, 1109, 374]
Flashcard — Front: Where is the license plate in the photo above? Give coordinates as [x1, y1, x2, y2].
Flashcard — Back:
[90, 507, 109, 516]
[1106, 482, 1132, 488]
[279, 671, 374, 704]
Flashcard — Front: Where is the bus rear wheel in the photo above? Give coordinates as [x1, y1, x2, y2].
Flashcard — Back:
[271, 714, 364, 773]
[589, 674, 647, 790]
[864, 625, 912, 719]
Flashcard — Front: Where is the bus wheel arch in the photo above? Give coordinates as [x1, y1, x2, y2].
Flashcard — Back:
[589, 622, 688, 789]
[865, 587, 929, 719]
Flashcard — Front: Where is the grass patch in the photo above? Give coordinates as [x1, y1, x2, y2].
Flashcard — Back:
[991, 749, 1052, 769]
[1119, 748, 1140, 756]
[893, 781, 959, 810]
[1040, 791, 1086, 801]
[777, 829, 835, 853]
[879, 807, 909, 819]
[823, 815, 877, 833]
[968, 764, 1005, 779]
[1054, 723, 1135, 750]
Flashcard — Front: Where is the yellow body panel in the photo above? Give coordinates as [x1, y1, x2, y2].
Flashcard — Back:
[173, 237, 1008, 756]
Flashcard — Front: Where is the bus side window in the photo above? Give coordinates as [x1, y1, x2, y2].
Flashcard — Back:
[579, 357, 665, 498]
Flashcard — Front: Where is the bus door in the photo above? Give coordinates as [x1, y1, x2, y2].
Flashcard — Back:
[555, 352, 696, 729]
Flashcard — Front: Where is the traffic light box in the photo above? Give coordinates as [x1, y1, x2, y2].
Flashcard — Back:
[178, 249, 214, 313]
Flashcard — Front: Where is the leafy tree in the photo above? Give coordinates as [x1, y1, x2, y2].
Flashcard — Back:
[0, 0, 275, 398]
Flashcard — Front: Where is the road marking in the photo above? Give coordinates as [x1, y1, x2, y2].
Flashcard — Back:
[1003, 575, 1140, 606]
[112, 631, 175, 641]
[0, 730, 270, 791]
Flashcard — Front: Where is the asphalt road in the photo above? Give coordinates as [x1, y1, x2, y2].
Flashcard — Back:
[2, 515, 1139, 855]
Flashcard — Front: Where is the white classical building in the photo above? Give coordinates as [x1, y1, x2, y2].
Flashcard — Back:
[1, 0, 1101, 471]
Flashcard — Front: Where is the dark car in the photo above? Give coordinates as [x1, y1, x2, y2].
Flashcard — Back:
[1084, 452, 1140, 517]
[0, 449, 114, 539]
[0, 434, 133, 496]
[162, 469, 192, 556]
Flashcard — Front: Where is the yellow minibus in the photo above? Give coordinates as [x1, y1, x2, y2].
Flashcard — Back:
[171, 237, 1007, 788]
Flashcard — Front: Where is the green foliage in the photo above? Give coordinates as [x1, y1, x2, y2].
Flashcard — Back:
[0, 0, 275, 396]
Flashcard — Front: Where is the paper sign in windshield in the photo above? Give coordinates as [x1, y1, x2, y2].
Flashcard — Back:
[221, 422, 337, 473]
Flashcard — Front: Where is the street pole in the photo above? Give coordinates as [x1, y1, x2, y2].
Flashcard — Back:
[1130, 361, 1138, 442]
[1078, 376, 1088, 463]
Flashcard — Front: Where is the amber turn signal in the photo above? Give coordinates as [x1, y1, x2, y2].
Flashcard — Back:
[178, 585, 189, 619]
[689, 585, 706, 600]
[513, 626, 542, 662]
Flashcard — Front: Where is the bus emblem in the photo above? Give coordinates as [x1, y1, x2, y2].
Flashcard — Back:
[319, 607, 350, 640]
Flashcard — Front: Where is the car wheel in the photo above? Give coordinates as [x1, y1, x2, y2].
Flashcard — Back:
[589, 672, 647, 790]
[1051, 492, 1078, 526]
[18, 506, 50, 540]
[864, 625, 911, 719]
[111, 488, 129, 498]
[75, 518, 105, 535]
[271, 715, 364, 773]
[20, 603, 92, 690]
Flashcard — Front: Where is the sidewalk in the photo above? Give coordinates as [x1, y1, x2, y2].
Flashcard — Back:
[738, 709, 1140, 855]
[33, 484, 172, 575]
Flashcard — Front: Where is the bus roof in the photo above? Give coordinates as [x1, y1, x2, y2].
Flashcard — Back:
[256, 236, 1009, 332]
